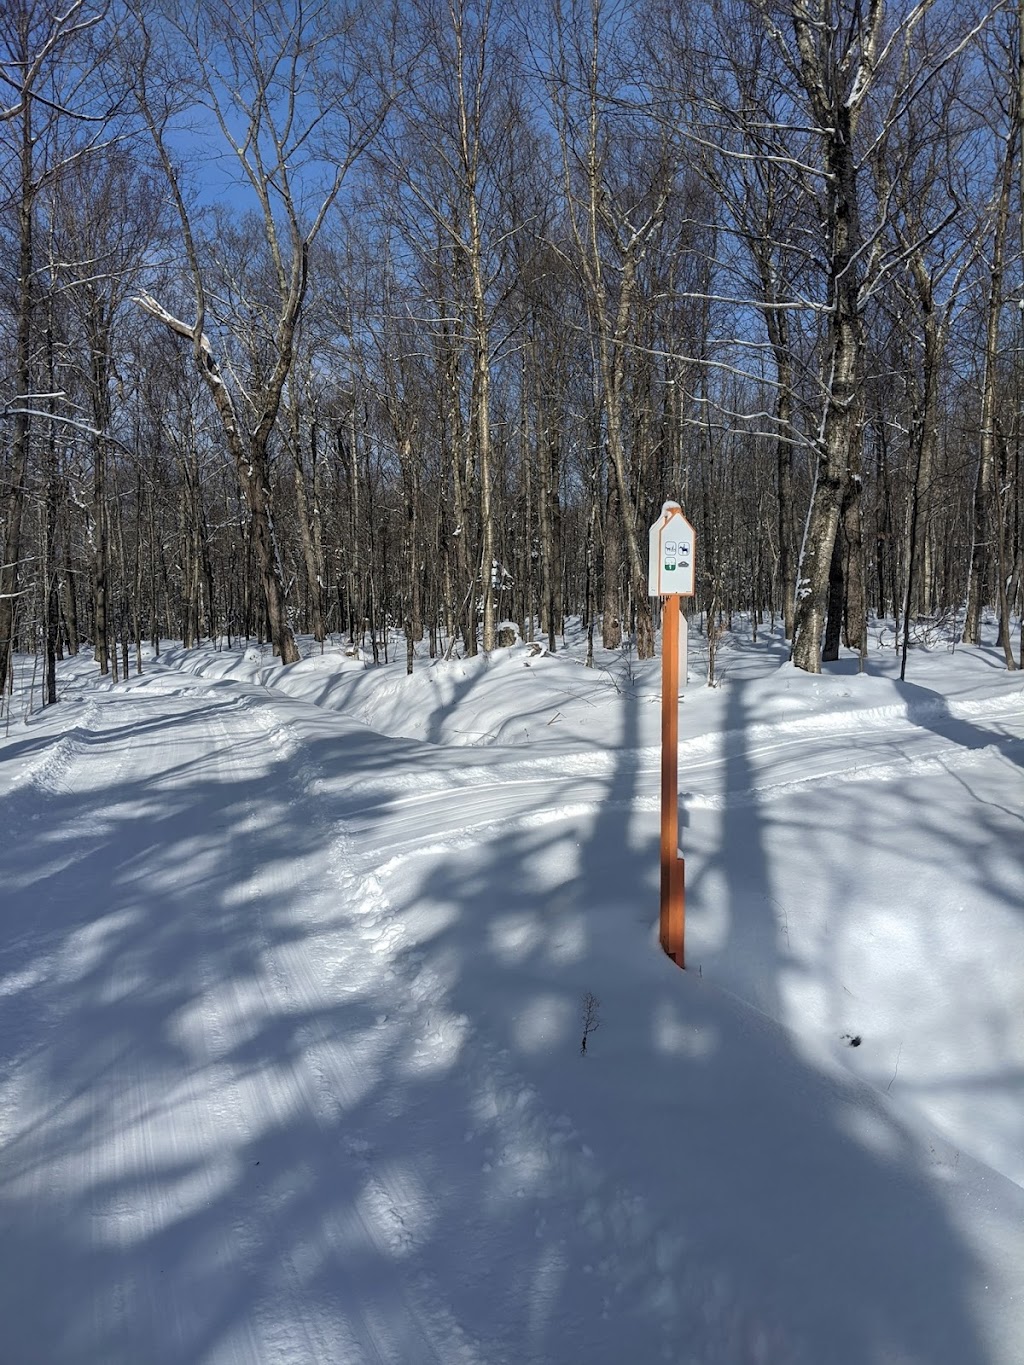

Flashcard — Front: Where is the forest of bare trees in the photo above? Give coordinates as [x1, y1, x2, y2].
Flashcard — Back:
[2, 0, 1022, 698]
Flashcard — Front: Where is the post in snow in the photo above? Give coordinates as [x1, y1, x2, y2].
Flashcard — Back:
[648, 501, 696, 968]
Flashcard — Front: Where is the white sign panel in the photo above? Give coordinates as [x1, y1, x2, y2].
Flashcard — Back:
[648, 501, 696, 597]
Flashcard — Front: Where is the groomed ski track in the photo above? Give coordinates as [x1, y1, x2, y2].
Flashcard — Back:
[1, 656, 1022, 1365]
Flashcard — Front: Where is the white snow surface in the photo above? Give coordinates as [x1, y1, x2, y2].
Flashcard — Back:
[1, 621, 1022, 1365]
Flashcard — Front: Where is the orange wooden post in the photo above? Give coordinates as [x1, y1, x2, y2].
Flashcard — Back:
[660, 594, 685, 967]
[649, 501, 693, 969]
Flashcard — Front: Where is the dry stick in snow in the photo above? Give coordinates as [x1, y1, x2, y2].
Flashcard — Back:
[580, 991, 601, 1056]
[887, 1042, 903, 1093]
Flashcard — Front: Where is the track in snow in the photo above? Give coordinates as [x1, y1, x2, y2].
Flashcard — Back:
[343, 695, 1024, 869]
[3, 662, 1022, 1365]
[0, 685, 495, 1365]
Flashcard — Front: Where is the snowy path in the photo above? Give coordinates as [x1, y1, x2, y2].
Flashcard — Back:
[1, 652, 1022, 1365]
[0, 683, 502, 1364]
[342, 693, 1024, 864]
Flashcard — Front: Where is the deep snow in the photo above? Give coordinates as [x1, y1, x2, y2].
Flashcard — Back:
[0, 619, 1022, 1364]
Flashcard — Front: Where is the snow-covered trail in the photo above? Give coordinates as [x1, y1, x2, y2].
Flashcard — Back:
[340, 691, 1024, 864]
[327, 676, 1023, 1204]
[0, 681, 509, 1365]
[1, 654, 1022, 1365]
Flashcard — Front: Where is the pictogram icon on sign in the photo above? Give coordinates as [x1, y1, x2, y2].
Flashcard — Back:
[648, 502, 696, 598]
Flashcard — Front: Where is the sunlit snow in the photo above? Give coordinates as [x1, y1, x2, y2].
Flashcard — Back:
[1, 619, 1022, 1364]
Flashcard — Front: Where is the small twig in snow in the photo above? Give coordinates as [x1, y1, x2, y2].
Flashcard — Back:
[886, 1042, 902, 1092]
[580, 991, 601, 1056]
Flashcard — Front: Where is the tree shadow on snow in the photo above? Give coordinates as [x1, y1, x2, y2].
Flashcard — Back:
[365, 675, 1020, 1364]
[0, 676, 1019, 1365]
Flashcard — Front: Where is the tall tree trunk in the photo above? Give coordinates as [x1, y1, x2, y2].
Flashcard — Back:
[87, 306, 113, 673]
[775, 370, 797, 641]
[747, 188, 801, 640]
[792, 103, 865, 672]
[340, 415, 360, 641]
[538, 424, 563, 653]
[822, 528, 845, 662]
[595, 250, 655, 659]
[451, 5, 498, 655]
[602, 473, 623, 649]
[290, 402, 325, 643]
[965, 118, 1018, 668]
[900, 258, 944, 677]
[400, 432, 422, 675]
[444, 334, 477, 655]
[842, 446, 866, 655]
[43, 301, 59, 706]
[0, 86, 34, 695]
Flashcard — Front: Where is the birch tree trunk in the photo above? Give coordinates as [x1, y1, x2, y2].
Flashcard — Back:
[287, 390, 325, 644]
[0, 81, 33, 694]
[550, 0, 668, 658]
[788, 6, 873, 673]
[965, 102, 1018, 668]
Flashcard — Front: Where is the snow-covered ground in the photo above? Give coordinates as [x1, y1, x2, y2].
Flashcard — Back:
[1, 619, 1022, 1365]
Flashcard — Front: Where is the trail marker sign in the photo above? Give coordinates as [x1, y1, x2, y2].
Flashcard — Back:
[648, 502, 696, 598]
[648, 500, 695, 970]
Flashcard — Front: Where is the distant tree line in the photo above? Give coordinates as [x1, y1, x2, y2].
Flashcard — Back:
[1, 0, 1022, 703]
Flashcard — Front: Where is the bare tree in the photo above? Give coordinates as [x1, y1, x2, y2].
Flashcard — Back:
[378, 0, 526, 654]
[544, 0, 677, 659]
[0, 0, 110, 693]
[651, 0, 817, 640]
[867, 49, 984, 675]
[39, 144, 166, 674]
[964, 6, 1020, 668]
[128, 0, 391, 663]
